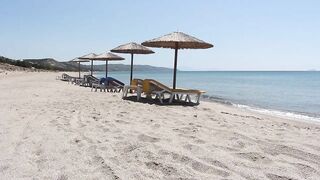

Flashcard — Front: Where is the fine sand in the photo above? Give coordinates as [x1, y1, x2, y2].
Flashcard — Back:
[0, 72, 319, 180]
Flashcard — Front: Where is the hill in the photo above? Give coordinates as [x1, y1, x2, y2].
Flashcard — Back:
[24, 58, 81, 71]
[24, 58, 172, 72]
[92, 64, 171, 72]
[0, 56, 172, 72]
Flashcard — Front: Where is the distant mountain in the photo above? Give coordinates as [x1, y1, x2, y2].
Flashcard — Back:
[0, 56, 40, 71]
[23, 58, 171, 71]
[24, 58, 172, 72]
[0, 56, 170, 72]
[92, 64, 172, 72]
[24, 58, 81, 71]
[1, 56, 172, 72]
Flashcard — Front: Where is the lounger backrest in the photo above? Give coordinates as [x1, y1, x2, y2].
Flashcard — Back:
[112, 79, 124, 86]
[107, 77, 124, 87]
[61, 73, 68, 79]
[61, 73, 71, 81]
[90, 75, 99, 81]
[143, 79, 172, 94]
[100, 78, 107, 84]
[142, 80, 151, 94]
[87, 76, 98, 83]
[108, 80, 120, 87]
[143, 79, 206, 96]
[83, 75, 90, 82]
[131, 79, 144, 87]
[148, 79, 171, 91]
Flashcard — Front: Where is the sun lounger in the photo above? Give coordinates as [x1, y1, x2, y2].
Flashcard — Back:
[107, 77, 125, 92]
[91, 77, 124, 93]
[59, 73, 79, 84]
[56, 75, 62, 80]
[91, 78, 109, 92]
[60, 73, 71, 81]
[122, 79, 144, 100]
[81, 75, 99, 87]
[143, 79, 205, 104]
[70, 77, 83, 85]
[75, 78, 85, 85]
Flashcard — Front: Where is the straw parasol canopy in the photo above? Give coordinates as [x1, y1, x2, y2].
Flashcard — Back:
[111, 42, 154, 54]
[142, 32, 213, 89]
[71, 58, 89, 78]
[78, 53, 97, 59]
[78, 53, 97, 75]
[111, 42, 154, 84]
[91, 52, 125, 78]
[71, 58, 90, 63]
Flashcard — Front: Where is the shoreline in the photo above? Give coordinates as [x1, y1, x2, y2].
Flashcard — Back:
[1, 71, 319, 179]
[202, 97, 320, 124]
[234, 103, 320, 124]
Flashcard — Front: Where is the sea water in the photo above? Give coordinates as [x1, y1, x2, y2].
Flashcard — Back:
[95, 71, 320, 121]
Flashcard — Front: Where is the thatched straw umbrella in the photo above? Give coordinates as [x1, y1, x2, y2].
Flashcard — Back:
[78, 53, 97, 75]
[91, 52, 125, 78]
[142, 32, 213, 89]
[71, 58, 89, 78]
[111, 42, 154, 84]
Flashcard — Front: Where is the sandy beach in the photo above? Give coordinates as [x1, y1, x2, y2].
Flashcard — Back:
[0, 71, 319, 180]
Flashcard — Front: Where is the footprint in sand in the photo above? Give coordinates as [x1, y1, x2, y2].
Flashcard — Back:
[0, 165, 9, 173]
[145, 161, 178, 176]
[183, 144, 206, 154]
[138, 134, 160, 143]
[193, 138, 206, 144]
[115, 119, 130, 124]
[201, 157, 229, 170]
[33, 148, 43, 157]
[209, 117, 219, 121]
[263, 144, 320, 165]
[230, 140, 247, 149]
[235, 152, 271, 163]
[158, 150, 230, 177]
[304, 144, 320, 151]
[293, 163, 317, 178]
[35, 156, 49, 170]
[172, 126, 198, 134]
[265, 173, 297, 180]
[152, 123, 161, 129]
[102, 128, 110, 132]
[190, 160, 230, 177]
[71, 138, 84, 148]
[116, 113, 124, 117]
[202, 107, 211, 111]
[56, 174, 68, 180]
[113, 136, 125, 140]
[86, 147, 120, 180]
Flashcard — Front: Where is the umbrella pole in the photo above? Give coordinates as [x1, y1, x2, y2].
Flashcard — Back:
[173, 44, 178, 89]
[105, 60, 108, 78]
[91, 60, 93, 76]
[78, 62, 81, 78]
[130, 53, 134, 85]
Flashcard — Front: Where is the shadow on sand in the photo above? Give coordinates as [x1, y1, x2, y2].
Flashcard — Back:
[122, 96, 199, 107]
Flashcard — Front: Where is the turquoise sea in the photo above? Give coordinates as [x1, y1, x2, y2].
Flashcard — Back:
[95, 71, 320, 121]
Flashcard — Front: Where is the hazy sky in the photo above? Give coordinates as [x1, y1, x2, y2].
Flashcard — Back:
[1, 0, 319, 70]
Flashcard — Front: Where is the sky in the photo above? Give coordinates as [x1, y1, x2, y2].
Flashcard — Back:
[0, 0, 319, 71]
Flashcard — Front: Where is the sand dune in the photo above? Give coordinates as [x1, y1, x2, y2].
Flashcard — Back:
[0, 72, 319, 179]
